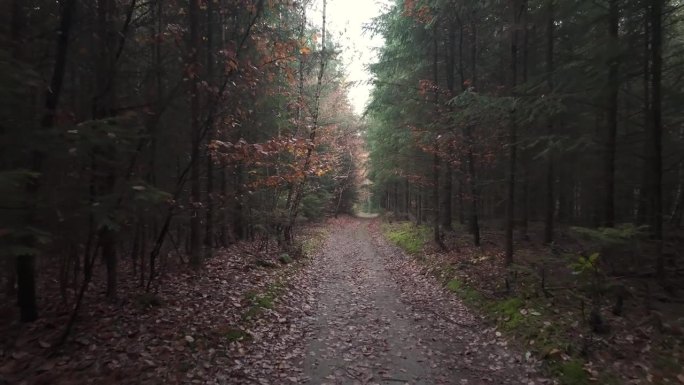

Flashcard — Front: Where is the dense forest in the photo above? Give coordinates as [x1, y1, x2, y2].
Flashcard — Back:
[1, 0, 684, 384]
[367, 0, 683, 268]
[1, 0, 359, 323]
[366, 0, 684, 382]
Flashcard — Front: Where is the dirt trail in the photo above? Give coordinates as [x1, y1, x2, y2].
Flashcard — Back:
[297, 217, 543, 385]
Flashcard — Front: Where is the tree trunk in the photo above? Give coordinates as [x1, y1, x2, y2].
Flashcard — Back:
[393, 182, 399, 214]
[205, 0, 215, 258]
[433, 154, 443, 247]
[284, 0, 327, 243]
[467, 149, 481, 246]
[604, 0, 619, 227]
[102, 228, 117, 299]
[188, 0, 202, 268]
[671, 129, 684, 226]
[417, 189, 422, 225]
[464, 15, 481, 246]
[94, 0, 119, 300]
[440, 18, 456, 232]
[543, 0, 555, 244]
[441, 165, 453, 230]
[505, 0, 524, 265]
[457, 172, 465, 225]
[233, 163, 245, 240]
[431, 23, 444, 249]
[16, 0, 76, 321]
[649, 0, 664, 278]
[220, 163, 228, 246]
[405, 178, 410, 215]
[520, 12, 529, 241]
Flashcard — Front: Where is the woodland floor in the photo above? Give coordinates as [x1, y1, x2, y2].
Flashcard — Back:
[1, 217, 550, 385]
[296, 216, 544, 385]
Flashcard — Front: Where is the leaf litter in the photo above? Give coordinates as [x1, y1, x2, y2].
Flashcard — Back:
[1, 217, 552, 384]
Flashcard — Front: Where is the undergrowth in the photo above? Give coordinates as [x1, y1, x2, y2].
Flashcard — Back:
[381, 221, 625, 385]
[222, 225, 328, 343]
[381, 222, 431, 255]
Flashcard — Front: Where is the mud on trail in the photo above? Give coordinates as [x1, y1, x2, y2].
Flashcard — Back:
[242, 217, 546, 385]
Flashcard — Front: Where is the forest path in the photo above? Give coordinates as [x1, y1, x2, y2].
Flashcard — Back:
[297, 217, 542, 385]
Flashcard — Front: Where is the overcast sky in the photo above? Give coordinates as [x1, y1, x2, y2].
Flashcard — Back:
[311, 0, 390, 115]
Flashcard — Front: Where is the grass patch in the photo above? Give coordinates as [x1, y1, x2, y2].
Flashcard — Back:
[443, 271, 592, 384]
[404, 249, 584, 384]
[489, 297, 526, 329]
[382, 222, 431, 255]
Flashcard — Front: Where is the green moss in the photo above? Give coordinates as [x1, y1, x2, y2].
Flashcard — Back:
[258, 294, 275, 308]
[490, 297, 525, 329]
[382, 222, 431, 255]
[557, 360, 589, 385]
[446, 278, 482, 303]
[446, 278, 462, 292]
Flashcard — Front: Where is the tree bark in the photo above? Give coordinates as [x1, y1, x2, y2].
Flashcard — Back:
[284, 0, 327, 243]
[188, 0, 202, 268]
[17, 0, 76, 322]
[543, 0, 555, 244]
[671, 129, 684, 226]
[467, 149, 481, 246]
[505, 0, 524, 265]
[637, 8, 651, 226]
[205, 0, 215, 258]
[604, 0, 619, 227]
[431, 22, 444, 249]
[649, 0, 664, 278]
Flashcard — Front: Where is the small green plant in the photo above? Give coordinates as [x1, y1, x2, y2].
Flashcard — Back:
[446, 278, 462, 292]
[569, 252, 600, 276]
[246, 290, 276, 309]
[242, 280, 286, 320]
[279, 253, 293, 264]
[569, 252, 610, 333]
[224, 328, 250, 342]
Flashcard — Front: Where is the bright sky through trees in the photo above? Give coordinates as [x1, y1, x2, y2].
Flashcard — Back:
[316, 0, 389, 114]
